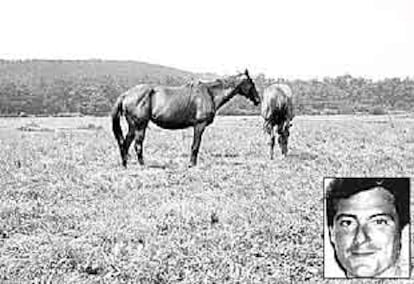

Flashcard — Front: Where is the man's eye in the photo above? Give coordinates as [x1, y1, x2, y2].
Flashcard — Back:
[339, 219, 354, 227]
[373, 218, 389, 225]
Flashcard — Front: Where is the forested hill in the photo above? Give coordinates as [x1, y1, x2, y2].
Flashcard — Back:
[0, 59, 413, 116]
[0, 59, 197, 115]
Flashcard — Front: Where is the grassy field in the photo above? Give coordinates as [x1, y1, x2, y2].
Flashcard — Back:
[1, 114, 413, 283]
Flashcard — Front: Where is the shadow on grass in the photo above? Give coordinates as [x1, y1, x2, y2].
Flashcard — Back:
[285, 149, 318, 161]
[146, 163, 169, 170]
[210, 153, 239, 158]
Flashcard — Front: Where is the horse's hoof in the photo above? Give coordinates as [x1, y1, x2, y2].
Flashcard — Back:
[188, 163, 196, 168]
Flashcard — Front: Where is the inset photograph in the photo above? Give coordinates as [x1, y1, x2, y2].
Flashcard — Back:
[324, 177, 410, 278]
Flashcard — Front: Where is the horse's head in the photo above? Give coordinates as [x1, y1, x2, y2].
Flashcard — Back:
[235, 69, 260, 106]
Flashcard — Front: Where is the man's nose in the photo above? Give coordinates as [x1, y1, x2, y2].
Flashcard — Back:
[354, 224, 370, 245]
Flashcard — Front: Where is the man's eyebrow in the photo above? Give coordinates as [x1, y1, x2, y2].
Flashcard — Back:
[369, 213, 395, 221]
[334, 213, 357, 221]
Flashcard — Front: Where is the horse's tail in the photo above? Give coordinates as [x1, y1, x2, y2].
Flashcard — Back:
[111, 95, 124, 147]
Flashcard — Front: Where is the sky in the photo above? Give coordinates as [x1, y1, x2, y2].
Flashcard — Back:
[0, 0, 413, 80]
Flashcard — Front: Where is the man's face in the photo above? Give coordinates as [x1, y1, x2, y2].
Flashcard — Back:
[329, 187, 401, 278]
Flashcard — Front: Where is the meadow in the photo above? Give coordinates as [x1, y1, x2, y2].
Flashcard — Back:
[0, 114, 413, 283]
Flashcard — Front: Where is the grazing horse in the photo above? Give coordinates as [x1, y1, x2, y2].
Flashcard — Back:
[112, 69, 260, 168]
[261, 83, 294, 159]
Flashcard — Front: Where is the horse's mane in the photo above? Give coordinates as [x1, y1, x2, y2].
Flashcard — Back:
[198, 73, 244, 89]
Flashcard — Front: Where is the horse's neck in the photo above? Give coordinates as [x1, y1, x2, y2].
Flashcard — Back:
[209, 87, 237, 110]
[205, 77, 241, 110]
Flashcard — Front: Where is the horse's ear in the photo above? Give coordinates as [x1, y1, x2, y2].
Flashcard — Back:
[244, 69, 249, 77]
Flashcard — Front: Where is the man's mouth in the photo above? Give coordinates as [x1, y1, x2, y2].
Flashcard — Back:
[350, 250, 376, 257]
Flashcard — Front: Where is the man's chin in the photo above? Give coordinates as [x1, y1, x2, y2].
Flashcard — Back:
[347, 264, 380, 278]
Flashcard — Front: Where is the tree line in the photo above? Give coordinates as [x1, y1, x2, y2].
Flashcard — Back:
[0, 60, 413, 116]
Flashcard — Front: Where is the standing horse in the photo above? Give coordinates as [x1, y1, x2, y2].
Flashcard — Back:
[112, 69, 260, 168]
[261, 83, 294, 159]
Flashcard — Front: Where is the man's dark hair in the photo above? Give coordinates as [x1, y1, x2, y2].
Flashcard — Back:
[326, 178, 409, 229]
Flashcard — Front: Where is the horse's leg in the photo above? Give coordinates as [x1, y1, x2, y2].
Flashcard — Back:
[134, 124, 147, 166]
[281, 121, 291, 156]
[275, 123, 283, 156]
[189, 122, 207, 167]
[116, 139, 124, 164]
[121, 121, 136, 168]
[278, 135, 288, 156]
[284, 139, 289, 156]
[269, 126, 275, 160]
[277, 122, 289, 156]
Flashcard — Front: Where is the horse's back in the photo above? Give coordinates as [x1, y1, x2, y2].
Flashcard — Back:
[150, 85, 195, 114]
[150, 84, 213, 129]
[120, 83, 149, 100]
[261, 83, 294, 121]
[263, 84, 293, 102]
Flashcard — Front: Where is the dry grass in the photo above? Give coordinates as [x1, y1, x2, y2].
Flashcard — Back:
[1, 114, 413, 283]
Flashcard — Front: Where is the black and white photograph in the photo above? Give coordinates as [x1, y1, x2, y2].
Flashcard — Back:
[1, 0, 413, 282]
[324, 177, 410, 279]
